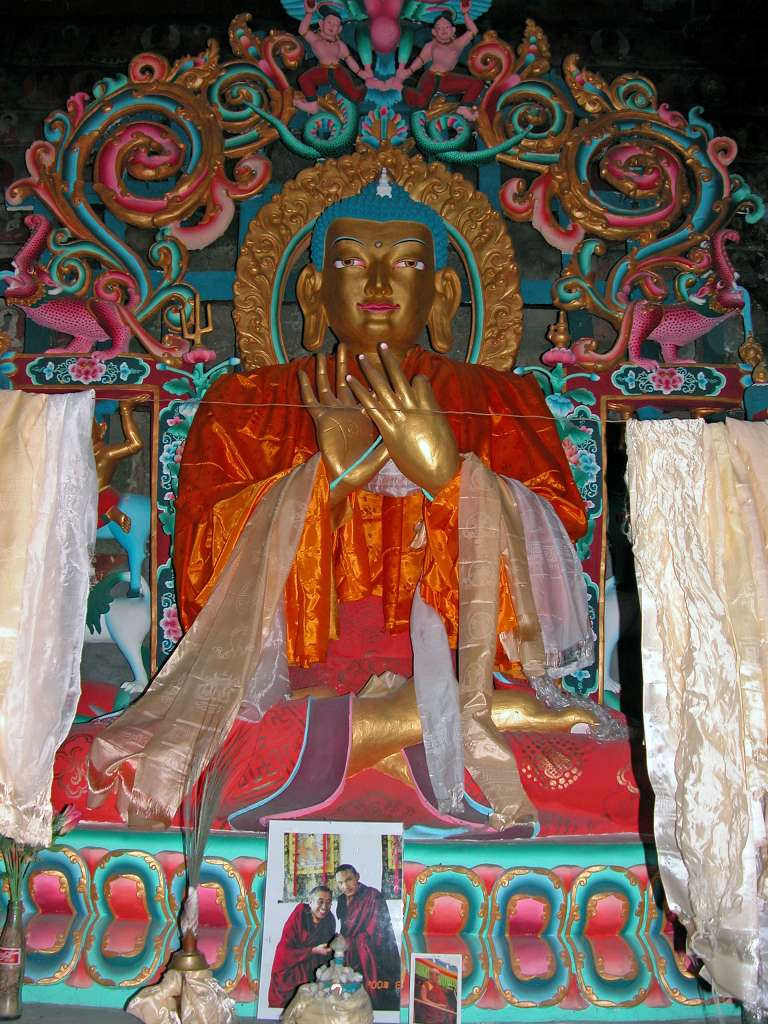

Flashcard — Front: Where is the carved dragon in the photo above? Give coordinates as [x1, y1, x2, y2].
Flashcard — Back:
[571, 229, 745, 371]
[1, 214, 191, 363]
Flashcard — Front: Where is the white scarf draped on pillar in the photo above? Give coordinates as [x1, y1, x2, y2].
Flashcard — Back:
[626, 418, 767, 1007]
[0, 389, 97, 846]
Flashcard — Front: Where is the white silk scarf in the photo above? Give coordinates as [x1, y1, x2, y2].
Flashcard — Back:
[0, 389, 97, 846]
[626, 418, 768, 1007]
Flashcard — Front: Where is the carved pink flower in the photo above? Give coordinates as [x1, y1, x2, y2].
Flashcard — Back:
[160, 604, 183, 643]
[183, 348, 216, 366]
[561, 436, 580, 465]
[69, 357, 106, 384]
[649, 367, 684, 394]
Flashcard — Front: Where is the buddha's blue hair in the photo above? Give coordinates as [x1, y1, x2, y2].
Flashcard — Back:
[310, 175, 448, 270]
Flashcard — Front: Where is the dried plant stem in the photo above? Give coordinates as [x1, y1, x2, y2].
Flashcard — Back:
[179, 720, 242, 940]
[1, 842, 36, 903]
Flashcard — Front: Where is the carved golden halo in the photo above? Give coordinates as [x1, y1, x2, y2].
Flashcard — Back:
[234, 144, 523, 372]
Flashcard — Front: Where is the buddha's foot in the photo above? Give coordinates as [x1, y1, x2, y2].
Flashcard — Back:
[490, 688, 598, 733]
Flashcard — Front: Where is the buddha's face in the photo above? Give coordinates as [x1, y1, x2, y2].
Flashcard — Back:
[318, 217, 438, 358]
[297, 210, 461, 358]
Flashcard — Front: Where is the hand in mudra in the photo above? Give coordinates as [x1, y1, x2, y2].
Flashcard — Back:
[298, 344, 389, 504]
[345, 343, 460, 496]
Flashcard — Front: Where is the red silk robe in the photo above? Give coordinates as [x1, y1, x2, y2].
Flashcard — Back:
[174, 350, 586, 671]
[268, 902, 336, 1007]
[336, 883, 401, 1010]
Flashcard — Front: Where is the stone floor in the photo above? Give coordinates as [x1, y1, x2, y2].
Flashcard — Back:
[23, 1011, 131, 1023]
[23, 1006, 261, 1022]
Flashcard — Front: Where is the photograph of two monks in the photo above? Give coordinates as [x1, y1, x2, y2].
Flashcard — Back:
[259, 820, 404, 1021]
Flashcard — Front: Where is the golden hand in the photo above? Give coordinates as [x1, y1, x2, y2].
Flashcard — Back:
[298, 344, 389, 509]
[345, 343, 459, 495]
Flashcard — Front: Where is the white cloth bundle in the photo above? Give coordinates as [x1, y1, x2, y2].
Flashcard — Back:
[127, 967, 237, 1024]
[0, 389, 97, 846]
[627, 418, 768, 1007]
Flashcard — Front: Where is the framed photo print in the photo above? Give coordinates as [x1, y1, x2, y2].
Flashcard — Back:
[409, 954, 462, 1024]
[258, 819, 404, 1021]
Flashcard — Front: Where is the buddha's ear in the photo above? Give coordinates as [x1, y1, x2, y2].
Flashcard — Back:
[427, 266, 462, 354]
[296, 263, 328, 353]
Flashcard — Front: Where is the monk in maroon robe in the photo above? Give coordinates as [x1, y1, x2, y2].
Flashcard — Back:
[415, 968, 455, 1024]
[268, 885, 335, 1007]
[335, 864, 401, 1010]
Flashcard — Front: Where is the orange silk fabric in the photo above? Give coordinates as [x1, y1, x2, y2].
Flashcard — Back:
[174, 349, 587, 668]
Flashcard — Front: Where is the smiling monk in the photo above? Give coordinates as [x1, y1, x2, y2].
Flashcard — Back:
[269, 885, 336, 1008]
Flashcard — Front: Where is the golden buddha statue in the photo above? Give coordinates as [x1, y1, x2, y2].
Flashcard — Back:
[89, 152, 600, 832]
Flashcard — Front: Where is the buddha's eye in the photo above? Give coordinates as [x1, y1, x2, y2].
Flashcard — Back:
[333, 257, 366, 269]
[393, 258, 425, 271]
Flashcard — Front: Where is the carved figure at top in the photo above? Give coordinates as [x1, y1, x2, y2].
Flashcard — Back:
[394, 0, 481, 119]
[89, 156, 598, 834]
[1, 215, 191, 364]
[92, 397, 147, 539]
[91, 397, 152, 605]
[295, 0, 373, 114]
[571, 228, 746, 371]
